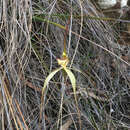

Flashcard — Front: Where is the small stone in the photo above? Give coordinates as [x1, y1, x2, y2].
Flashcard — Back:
[98, 0, 117, 9]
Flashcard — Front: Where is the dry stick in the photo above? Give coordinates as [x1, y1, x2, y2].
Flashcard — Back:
[16, 115, 24, 130]
[15, 99, 29, 130]
[39, 92, 44, 128]
[2, 80, 19, 130]
[2, 108, 5, 130]
[0, 65, 19, 129]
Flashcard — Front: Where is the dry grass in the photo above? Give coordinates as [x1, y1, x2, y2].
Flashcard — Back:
[0, 0, 130, 130]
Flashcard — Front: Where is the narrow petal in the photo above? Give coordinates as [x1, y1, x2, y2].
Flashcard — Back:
[42, 67, 63, 96]
[63, 67, 76, 98]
